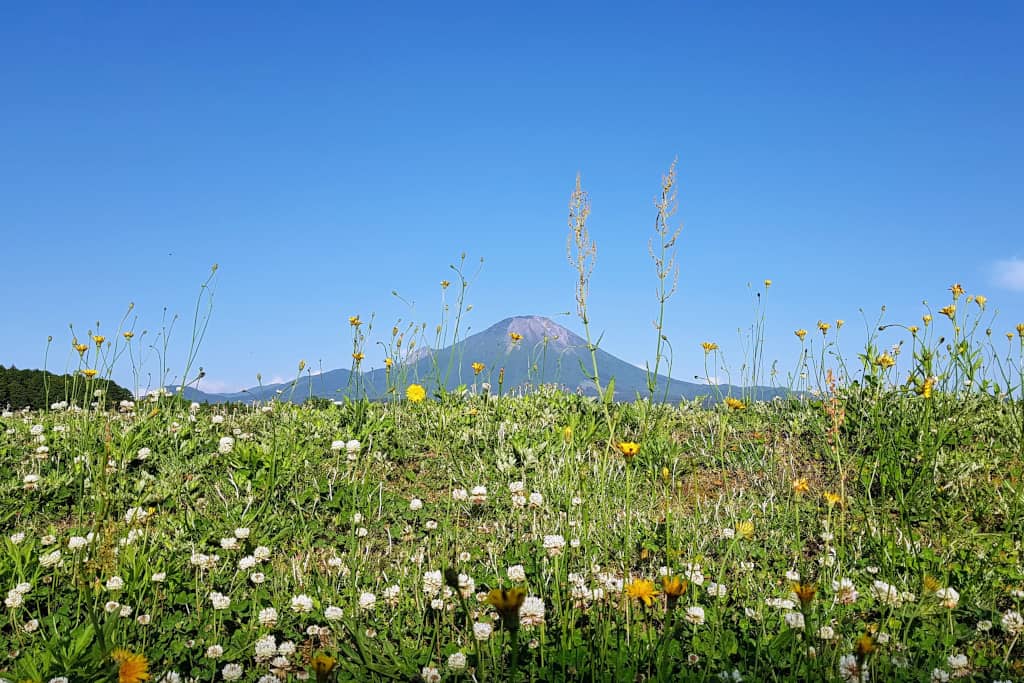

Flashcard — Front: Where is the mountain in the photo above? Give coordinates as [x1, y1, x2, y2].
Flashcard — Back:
[175, 315, 788, 404]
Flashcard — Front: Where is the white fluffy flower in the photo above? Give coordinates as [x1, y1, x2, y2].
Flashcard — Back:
[839, 654, 866, 683]
[519, 596, 546, 628]
[206, 645, 223, 658]
[473, 622, 492, 641]
[784, 611, 805, 630]
[218, 436, 235, 454]
[409, 498, 423, 511]
[423, 570, 443, 596]
[325, 605, 344, 621]
[447, 652, 467, 671]
[685, 606, 705, 625]
[1002, 610, 1024, 635]
[258, 607, 278, 626]
[832, 578, 858, 605]
[290, 594, 314, 612]
[39, 550, 62, 567]
[507, 565, 526, 582]
[543, 534, 565, 557]
[221, 663, 243, 681]
[68, 536, 88, 550]
[105, 576, 124, 591]
[421, 666, 441, 683]
[935, 587, 959, 609]
[470, 486, 487, 504]
[330, 440, 345, 451]
[359, 592, 376, 610]
[209, 591, 231, 610]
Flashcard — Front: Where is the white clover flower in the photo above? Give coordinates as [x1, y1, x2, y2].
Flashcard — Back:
[543, 534, 565, 557]
[136, 447, 151, 460]
[211, 414, 224, 424]
[277, 640, 296, 656]
[383, 584, 401, 606]
[325, 605, 344, 621]
[870, 580, 902, 607]
[23, 474, 41, 490]
[206, 645, 223, 658]
[209, 591, 231, 610]
[152, 572, 167, 582]
[14, 583, 32, 595]
[519, 596, 546, 628]
[238, 555, 256, 570]
[452, 488, 468, 501]
[833, 577, 859, 605]
[421, 666, 441, 683]
[721, 527, 736, 539]
[253, 545, 271, 561]
[707, 582, 727, 598]
[258, 607, 278, 627]
[511, 494, 527, 508]
[409, 498, 423, 511]
[508, 565, 527, 582]
[1002, 609, 1024, 635]
[935, 587, 959, 609]
[784, 611, 805, 630]
[359, 592, 376, 610]
[684, 605, 705, 625]
[39, 550, 62, 567]
[345, 439, 361, 454]
[68, 536, 88, 550]
[221, 663, 243, 681]
[425, 520, 438, 530]
[470, 486, 487, 504]
[330, 440, 345, 451]
[217, 436, 235, 454]
[5, 590, 24, 609]
[447, 652, 467, 672]
[947, 654, 968, 672]
[137, 614, 151, 625]
[105, 576, 124, 591]
[839, 654, 865, 683]
[9, 532, 25, 544]
[291, 594, 314, 612]
[423, 570, 443, 596]
[976, 620, 992, 632]
[220, 537, 238, 550]
[104, 600, 120, 613]
[125, 507, 148, 525]
[528, 492, 544, 507]
[250, 572, 266, 584]
[41, 534, 56, 547]
[473, 621, 492, 641]
[817, 625, 835, 640]
[683, 563, 705, 586]
[785, 570, 801, 582]
[930, 669, 949, 683]
[508, 481, 525, 494]
[119, 604, 133, 618]
[233, 527, 250, 539]
[457, 573, 475, 599]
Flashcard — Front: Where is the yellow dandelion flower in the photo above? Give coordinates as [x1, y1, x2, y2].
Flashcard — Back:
[111, 650, 149, 683]
[975, 294, 987, 308]
[701, 341, 719, 353]
[440, 280, 451, 289]
[855, 633, 875, 657]
[823, 491, 843, 507]
[509, 332, 523, 342]
[406, 384, 426, 402]
[724, 397, 745, 410]
[923, 313, 933, 325]
[1016, 323, 1024, 338]
[74, 343, 89, 355]
[922, 376, 936, 399]
[352, 352, 364, 362]
[562, 426, 573, 442]
[874, 353, 896, 369]
[472, 362, 485, 375]
[93, 335, 106, 346]
[939, 305, 956, 319]
[817, 320, 830, 335]
[617, 441, 640, 458]
[487, 587, 526, 623]
[625, 579, 659, 607]
[792, 477, 810, 495]
[794, 329, 807, 341]
[908, 326, 919, 335]
[312, 653, 336, 682]
[348, 315, 362, 327]
[123, 331, 134, 340]
[764, 279, 772, 288]
[792, 582, 817, 608]
[735, 520, 755, 540]
[661, 575, 688, 599]
[836, 319, 845, 329]
[949, 283, 965, 299]
[922, 575, 941, 594]
[82, 369, 98, 379]
[384, 357, 394, 369]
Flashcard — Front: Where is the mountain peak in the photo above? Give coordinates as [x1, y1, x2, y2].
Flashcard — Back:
[495, 315, 583, 351]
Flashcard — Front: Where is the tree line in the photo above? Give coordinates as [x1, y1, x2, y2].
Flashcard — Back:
[0, 365, 132, 410]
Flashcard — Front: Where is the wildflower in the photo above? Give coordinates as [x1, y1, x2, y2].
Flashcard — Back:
[110, 649, 149, 683]
[792, 583, 816, 608]
[359, 592, 376, 610]
[792, 478, 810, 495]
[93, 335, 106, 346]
[855, 633, 875, 658]
[457, 573, 475, 598]
[509, 332, 523, 342]
[784, 611, 805, 630]
[384, 357, 393, 369]
[823, 491, 843, 507]
[75, 342, 89, 355]
[836, 319, 845, 328]
[447, 652, 467, 672]
[39, 549, 62, 567]
[874, 352, 896, 369]
[947, 654, 969, 676]
[519, 596, 546, 628]
[724, 397, 746, 410]
[82, 368, 98, 378]
[1001, 609, 1024, 634]
[707, 582, 727, 598]
[950, 283, 965, 299]
[221, 664, 243, 681]
[473, 622, 493, 641]
[406, 384, 426, 402]
[931, 669, 950, 683]
[469, 485, 487, 504]
[817, 625, 835, 640]
[472, 362, 485, 375]
[528, 492, 544, 507]
[625, 579, 659, 607]
[420, 667, 441, 683]
[285, 593, 311, 612]
[833, 578, 859, 605]
[735, 520, 755, 540]
[352, 352, 364, 362]
[838, 654, 865, 683]
[701, 342, 719, 353]
[940, 304, 956, 319]
[817, 321, 830, 335]
[206, 645, 223, 659]
[348, 316, 361, 326]
[764, 279, 772, 288]
[684, 605, 705, 625]
[908, 325, 919, 335]
[654, 576, 686, 609]
[543, 534, 566, 557]
[617, 441, 640, 458]
[487, 587, 526, 624]
[1017, 322, 1024, 337]
[208, 592, 231, 610]
[935, 587, 959, 609]
[795, 329, 808, 340]
[975, 294, 987, 308]
[217, 436, 235, 454]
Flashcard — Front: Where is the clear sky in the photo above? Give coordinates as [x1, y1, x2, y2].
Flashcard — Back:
[4, 2, 1023, 394]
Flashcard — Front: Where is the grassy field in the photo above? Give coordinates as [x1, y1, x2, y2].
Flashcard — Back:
[1, 369, 1023, 682]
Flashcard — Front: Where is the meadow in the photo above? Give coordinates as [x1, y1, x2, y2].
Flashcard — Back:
[2, 170, 1023, 682]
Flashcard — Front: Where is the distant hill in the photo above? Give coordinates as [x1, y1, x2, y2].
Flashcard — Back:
[175, 315, 790, 405]
[0, 365, 133, 410]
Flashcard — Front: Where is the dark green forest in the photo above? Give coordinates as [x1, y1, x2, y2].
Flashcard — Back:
[0, 365, 132, 410]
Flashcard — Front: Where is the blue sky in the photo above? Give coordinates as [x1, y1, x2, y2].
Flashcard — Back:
[3, 2, 1023, 394]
